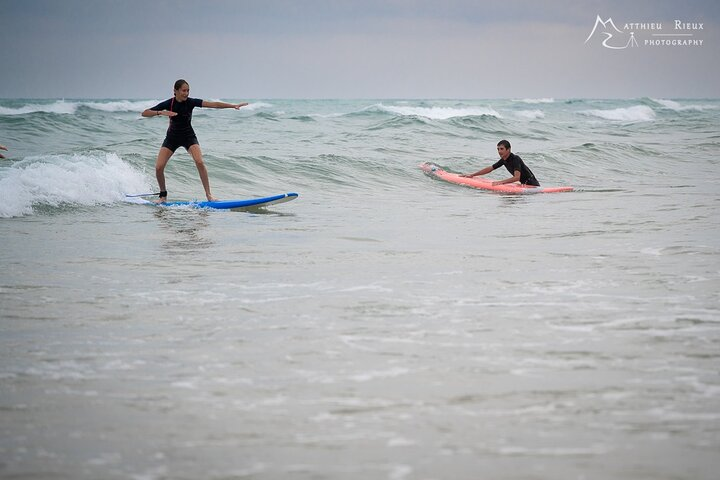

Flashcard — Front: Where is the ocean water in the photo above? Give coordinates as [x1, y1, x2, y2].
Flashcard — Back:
[1, 97, 719, 479]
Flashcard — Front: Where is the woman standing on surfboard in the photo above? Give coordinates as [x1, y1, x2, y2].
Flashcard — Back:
[142, 79, 248, 202]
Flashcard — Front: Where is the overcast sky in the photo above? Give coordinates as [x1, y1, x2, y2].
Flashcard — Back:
[1, 0, 719, 99]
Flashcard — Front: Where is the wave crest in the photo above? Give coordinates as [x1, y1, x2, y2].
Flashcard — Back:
[514, 109, 545, 120]
[0, 152, 149, 217]
[369, 104, 500, 120]
[650, 98, 716, 112]
[0, 101, 79, 115]
[581, 105, 656, 122]
[516, 98, 555, 104]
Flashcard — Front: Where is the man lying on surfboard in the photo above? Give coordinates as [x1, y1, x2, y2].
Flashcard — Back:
[141, 79, 248, 203]
[461, 140, 540, 186]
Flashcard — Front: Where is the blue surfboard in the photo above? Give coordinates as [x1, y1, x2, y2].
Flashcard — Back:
[126, 192, 298, 211]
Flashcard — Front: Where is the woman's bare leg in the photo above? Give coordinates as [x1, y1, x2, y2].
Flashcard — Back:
[188, 144, 216, 201]
[155, 147, 174, 202]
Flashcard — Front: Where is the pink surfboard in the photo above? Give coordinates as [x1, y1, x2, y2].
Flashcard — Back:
[421, 163, 573, 194]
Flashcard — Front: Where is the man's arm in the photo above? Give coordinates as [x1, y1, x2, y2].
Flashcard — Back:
[461, 166, 493, 178]
[492, 170, 521, 186]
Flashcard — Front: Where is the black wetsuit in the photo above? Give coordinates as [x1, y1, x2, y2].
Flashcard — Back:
[492, 152, 540, 186]
[150, 97, 203, 152]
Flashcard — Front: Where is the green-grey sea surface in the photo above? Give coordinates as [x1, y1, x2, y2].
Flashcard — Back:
[1, 98, 719, 479]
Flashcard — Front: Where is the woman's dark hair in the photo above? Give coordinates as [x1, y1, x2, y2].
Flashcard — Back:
[174, 79, 189, 91]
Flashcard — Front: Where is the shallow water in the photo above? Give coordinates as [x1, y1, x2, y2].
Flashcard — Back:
[1, 98, 719, 479]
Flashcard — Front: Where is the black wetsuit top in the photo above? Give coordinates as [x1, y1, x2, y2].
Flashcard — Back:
[150, 97, 203, 151]
[492, 152, 540, 186]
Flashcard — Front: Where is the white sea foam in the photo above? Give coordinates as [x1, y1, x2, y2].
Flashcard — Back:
[375, 104, 500, 119]
[81, 100, 161, 112]
[516, 98, 555, 104]
[349, 367, 409, 382]
[651, 98, 716, 111]
[0, 100, 79, 115]
[497, 445, 611, 456]
[582, 105, 656, 122]
[242, 102, 274, 111]
[514, 109, 545, 119]
[0, 99, 161, 115]
[0, 152, 149, 218]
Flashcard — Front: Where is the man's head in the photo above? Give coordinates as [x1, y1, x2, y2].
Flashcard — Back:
[497, 139, 512, 160]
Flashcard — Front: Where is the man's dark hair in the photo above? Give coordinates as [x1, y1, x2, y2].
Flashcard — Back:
[497, 139, 511, 150]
